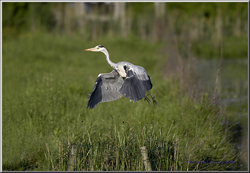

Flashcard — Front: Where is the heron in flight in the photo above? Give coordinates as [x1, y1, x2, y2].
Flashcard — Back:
[85, 45, 158, 109]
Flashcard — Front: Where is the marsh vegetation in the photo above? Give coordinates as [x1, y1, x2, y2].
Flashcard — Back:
[2, 2, 248, 171]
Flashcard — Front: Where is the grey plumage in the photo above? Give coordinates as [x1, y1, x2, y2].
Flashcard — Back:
[120, 64, 152, 102]
[87, 70, 124, 109]
[85, 45, 158, 109]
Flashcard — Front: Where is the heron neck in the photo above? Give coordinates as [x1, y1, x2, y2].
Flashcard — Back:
[103, 50, 116, 68]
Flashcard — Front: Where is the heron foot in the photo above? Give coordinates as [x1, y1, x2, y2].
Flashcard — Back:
[151, 97, 158, 106]
[144, 95, 151, 104]
[147, 91, 158, 107]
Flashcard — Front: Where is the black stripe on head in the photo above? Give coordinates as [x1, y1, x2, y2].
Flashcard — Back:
[98, 45, 105, 48]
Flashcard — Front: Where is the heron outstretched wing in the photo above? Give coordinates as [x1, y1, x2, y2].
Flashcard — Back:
[119, 65, 152, 102]
[87, 70, 124, 109]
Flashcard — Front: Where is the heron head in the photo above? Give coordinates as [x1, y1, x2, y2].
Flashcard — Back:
[85, 45, 106, 52]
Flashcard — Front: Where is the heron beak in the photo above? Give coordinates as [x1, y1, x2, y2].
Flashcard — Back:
[85, 47, 96, 51]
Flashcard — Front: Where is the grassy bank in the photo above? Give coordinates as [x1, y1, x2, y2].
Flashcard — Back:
[2, 32, 240, 171]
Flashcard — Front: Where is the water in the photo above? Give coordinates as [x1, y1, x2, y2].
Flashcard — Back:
[196, 59, 247, 111]
[195, 58, 248, 170]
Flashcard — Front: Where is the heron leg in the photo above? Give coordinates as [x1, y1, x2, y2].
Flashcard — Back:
[144, 94, 151, 104]
[148, 91, 158, 106]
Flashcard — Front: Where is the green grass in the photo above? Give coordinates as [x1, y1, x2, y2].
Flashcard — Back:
[191, 35, 248, 59]
[2, 32, 240, 171]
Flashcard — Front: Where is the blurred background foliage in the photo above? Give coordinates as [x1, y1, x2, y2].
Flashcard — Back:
[2, 2, 248, 59]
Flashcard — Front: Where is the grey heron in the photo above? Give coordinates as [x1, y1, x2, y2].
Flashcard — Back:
[85, 45, 158, 109]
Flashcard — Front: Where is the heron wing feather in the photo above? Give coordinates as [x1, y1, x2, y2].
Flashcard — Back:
[87, 70, 124, 109]
[120, 65, 152, 102]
